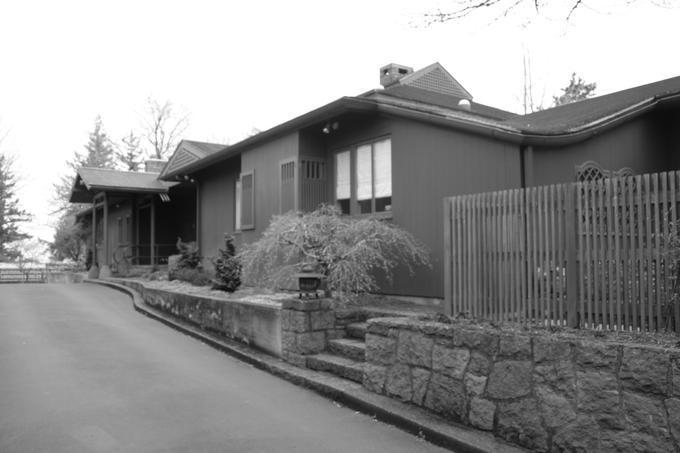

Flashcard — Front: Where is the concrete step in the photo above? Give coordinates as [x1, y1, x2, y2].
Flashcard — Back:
[306, 353, 365, 383]
[346, 322, 367, 340]
[327, 338, 366, 362]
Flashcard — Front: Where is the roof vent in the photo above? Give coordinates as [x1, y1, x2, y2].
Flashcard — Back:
[458, 99, 471, 111]
[380, 63, 413, 88]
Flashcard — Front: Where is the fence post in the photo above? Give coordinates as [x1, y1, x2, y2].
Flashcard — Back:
[565, 183, 579, 328]
[443, 198, 453, 317]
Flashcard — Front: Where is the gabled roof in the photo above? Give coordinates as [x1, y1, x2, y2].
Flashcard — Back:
[391, 62, 473, 100]
[70, 167, 177, 203]
[161, 139, 227, 179]
[505, 75, 680, 135]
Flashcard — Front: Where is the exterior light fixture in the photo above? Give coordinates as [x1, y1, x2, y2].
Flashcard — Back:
[322, 123, 330, 134]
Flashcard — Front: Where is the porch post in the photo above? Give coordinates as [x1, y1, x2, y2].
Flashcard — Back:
[88, 199, 99, 278]
[150, 196, 156, 268]
[99, 192, 112, 278]
[195, 183, 200, 251]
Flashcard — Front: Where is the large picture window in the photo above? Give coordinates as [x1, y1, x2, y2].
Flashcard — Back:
[334, 138, 391, 215]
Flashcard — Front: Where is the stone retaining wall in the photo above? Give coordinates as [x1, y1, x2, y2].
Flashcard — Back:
[112, 279, 282, 357]
[363, 317, 680, 452]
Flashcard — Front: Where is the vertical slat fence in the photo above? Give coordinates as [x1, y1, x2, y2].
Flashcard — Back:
[444, 170, 680, 333]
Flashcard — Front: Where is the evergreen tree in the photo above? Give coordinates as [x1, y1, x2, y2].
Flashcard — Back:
[116, 130, 143, 171]
[0, 152, 31, 261]
[552, 73, 597, 107]
[82, 115, 115, 168]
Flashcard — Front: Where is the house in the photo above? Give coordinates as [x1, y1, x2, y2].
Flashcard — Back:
[72, 62, 680, 300]
[69, 141, 224, 276]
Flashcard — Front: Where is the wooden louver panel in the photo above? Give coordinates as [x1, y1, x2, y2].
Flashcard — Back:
[240, 171, 255, 230]
[280, 160, 296, 213]
[300, 159, 328, 212]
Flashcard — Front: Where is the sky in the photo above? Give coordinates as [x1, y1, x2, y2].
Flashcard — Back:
[1, 0, 679, 245]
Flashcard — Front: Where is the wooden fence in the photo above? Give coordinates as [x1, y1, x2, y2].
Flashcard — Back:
[443, 171, 680, 333]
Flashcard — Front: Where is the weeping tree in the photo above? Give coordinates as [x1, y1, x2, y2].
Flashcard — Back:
[239, 205, 430, 298]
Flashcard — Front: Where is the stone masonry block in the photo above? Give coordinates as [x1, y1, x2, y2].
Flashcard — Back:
[469, 397, 495, 431]
[365, 333, 397, 366]
[464, 373, 487, 396]
[665, 398, 680, 446]
[363, 363, 387, 394]
[385, 364, 412, 401]
[411, 367, 431, 406]
[535, 385, 576, 430]
[396, 330, 434, 368]
[423, 372, 466, 421]
[533, 336, 571, 364]
[283, 351, 307, 368]
[432, 345, 469, 379]
[467, 351, 492, 376]
[496, 398, 549, 452]
[622, 392, 672, 441]
[454, 328, 499, 356]
[619, 347, 669, 395]
[295, 331, 326, 355]
[576, 369, 623, 430]
[283, 310, 310, 333]
[499, 333, 531, 358]
[574, 341, 619, 371]
[310, 310, 335, 331]
[486, 360, 532, 399]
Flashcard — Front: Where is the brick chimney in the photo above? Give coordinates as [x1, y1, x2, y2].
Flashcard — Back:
[144, 159, 167, 174]
[380, 63, 413, 88]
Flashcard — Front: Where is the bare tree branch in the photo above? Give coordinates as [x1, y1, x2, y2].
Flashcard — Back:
[142, 98, 189, 160]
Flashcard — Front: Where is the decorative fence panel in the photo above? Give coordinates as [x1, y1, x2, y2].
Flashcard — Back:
[444, 170, 680, 333]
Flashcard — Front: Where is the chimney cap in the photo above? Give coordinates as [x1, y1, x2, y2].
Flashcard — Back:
[380, 63, 414, 88]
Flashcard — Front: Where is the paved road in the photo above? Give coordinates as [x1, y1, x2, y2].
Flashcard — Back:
[0, 284, 450, 453]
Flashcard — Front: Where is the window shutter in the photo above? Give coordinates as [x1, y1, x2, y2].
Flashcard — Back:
[280, 160, 296, 213]
[240, 171, 255, 230]
[335, 151, 350, 200]
[235, 179, 242, 230]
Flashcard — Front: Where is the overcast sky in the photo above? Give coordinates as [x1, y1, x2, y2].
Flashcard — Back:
[1, 0, 679, 243]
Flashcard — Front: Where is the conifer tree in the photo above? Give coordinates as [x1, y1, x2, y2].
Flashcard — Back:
[0, 152, 30, 261]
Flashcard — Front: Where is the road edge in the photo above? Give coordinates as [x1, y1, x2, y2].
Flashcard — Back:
[86, 279, 527, 453]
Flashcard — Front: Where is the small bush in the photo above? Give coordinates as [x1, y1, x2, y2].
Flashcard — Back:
[175, 237, 200, 270]
[212, 234, 241, 292]
[170, 268, 213, 286]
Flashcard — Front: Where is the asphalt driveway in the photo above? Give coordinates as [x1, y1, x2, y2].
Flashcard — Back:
[0, 283, 449, 453]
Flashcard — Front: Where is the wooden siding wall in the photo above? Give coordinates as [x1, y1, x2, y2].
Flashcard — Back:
[391, 118, 522, 298]
[197, 158, 240, 259]
[531, 114, 672, 186]
[239, 132, 299, 243]
[444, 172, 680, 333]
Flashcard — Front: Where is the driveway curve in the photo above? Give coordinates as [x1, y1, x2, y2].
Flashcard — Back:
[0, 284, 449, 453]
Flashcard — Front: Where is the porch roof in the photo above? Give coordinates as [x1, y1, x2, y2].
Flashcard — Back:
[70, 167, 178, 203]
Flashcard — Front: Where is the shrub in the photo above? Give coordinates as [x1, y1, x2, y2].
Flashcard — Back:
[212, 234, 241, 292]
[169, 237, 201, 281]
[170, 268, 213, 286]
[239, 204, 430, 298]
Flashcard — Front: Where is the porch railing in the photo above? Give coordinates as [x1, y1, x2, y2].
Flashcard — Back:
[112, 244, 178, 270]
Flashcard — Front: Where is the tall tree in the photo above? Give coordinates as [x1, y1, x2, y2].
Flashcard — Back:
[552, 72, 597, 107]
[116, 130, 143, 171]
[50, 116, 117, 262]
[0, 152, 31, 261]
[143, 98, 189, 159]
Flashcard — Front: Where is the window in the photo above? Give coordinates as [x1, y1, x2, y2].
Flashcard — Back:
[235, 178, 242, 230]
[239, 170, 255, 230]
[334, 138, 391, 215]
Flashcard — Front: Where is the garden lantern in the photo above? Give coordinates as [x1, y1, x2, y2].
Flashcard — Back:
[294, 264, 325, 298]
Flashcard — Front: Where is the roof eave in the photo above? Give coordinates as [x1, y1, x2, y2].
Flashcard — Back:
[160, 97, 379, 180]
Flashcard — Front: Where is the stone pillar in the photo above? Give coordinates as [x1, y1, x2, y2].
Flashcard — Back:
[281, 298, 337, 367]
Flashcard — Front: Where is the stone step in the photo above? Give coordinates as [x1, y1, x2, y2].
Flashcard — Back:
[346, 322, 367, 340]
[327, 338, 366, 362]
[306, 353, 365, 383]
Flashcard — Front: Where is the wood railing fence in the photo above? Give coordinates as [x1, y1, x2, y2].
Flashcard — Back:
[443, 171, 680, 333]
